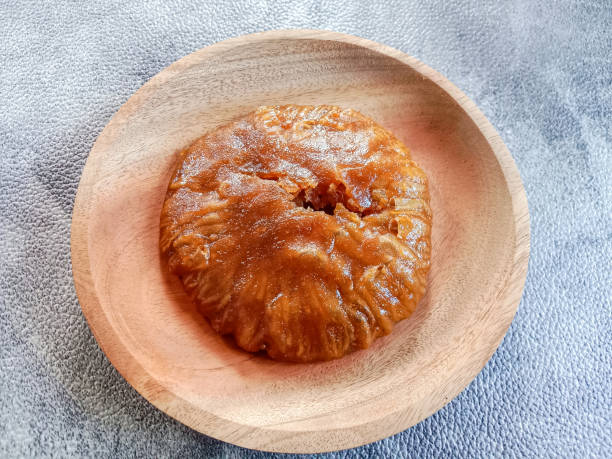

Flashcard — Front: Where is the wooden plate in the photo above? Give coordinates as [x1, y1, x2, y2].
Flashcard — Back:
[71, 30, 529, 453]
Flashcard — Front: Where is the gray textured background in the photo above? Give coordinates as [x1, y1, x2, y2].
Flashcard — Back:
[1, 1, 610, 457]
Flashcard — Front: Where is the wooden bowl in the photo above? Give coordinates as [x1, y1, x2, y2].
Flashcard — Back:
[71, 30, 529, 453]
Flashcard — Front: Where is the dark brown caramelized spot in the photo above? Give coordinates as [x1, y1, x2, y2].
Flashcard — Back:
[160, 105, 432, 362]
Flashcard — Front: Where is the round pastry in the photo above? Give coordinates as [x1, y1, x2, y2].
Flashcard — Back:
[160, 105, 432, 362]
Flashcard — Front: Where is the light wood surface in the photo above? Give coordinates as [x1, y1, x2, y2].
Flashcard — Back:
[71, 30, 530, 453]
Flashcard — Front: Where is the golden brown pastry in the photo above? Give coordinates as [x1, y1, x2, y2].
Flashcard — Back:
[160, 105, 432, 362]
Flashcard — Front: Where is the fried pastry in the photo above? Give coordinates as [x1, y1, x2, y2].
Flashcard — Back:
[160, 105, 431, 362]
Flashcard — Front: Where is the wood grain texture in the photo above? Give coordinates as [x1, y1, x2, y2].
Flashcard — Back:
[71, 30, 530, 453]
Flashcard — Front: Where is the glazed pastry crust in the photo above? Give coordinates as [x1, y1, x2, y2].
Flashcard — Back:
[160, 105, 432, 362]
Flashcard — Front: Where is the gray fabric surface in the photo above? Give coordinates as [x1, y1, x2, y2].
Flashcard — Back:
[1, 0, 610, 457]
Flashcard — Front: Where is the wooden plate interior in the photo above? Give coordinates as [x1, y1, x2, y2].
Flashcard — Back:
[71, 30, 529, 453]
